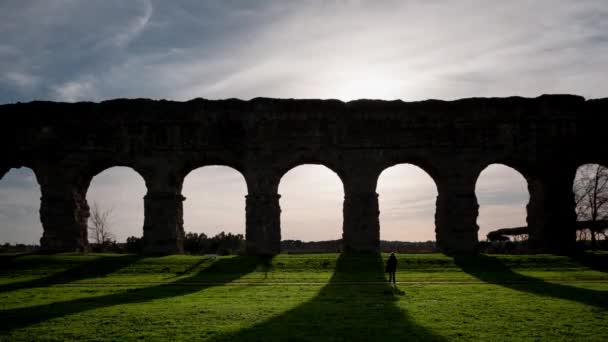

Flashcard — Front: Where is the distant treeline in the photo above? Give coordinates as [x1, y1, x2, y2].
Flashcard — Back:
[484, 223, 607, 252]
[4, 237, 604, 255]
[281, 240, 437, 253]
[281, 240, 342, 253]
[132, 236, 439, 254]
[0, 243, 39, 253]
[183, 231, 245, 255]
[123, 231, 246, 255]
[0, 239, 437, 254]
[486, 221, 608, 242]
[0, 232, 245, 255]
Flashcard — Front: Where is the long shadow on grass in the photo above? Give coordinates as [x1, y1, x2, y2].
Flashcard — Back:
[569, 251, 608, 273]
[0, 256, 262, 333]
[212, 253, 447, 342]
[0, 252, 39, 263]
[0, 255, 142, 294]
[453, 254, 608, 309]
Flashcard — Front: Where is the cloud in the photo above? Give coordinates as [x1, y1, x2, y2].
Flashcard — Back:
[52, 79, 99, 102]
[107, 0, 153, 48]
[3, 71, 40, 89]
[476, 164, 529, 207]
[2, 0, 607, 103]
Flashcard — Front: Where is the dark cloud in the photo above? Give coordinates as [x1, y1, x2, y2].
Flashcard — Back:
[2, 0, 607, 103]
[0, 0, 300, 103]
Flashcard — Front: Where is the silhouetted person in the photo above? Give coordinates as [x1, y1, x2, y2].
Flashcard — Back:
[385, 252, 397, 285]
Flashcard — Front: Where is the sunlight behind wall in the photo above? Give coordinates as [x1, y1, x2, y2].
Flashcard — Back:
[377, 164, 438, 242]
[279, 165, 343, 241]
[475, 164, 529, 241]
[182, 166, 247, 238]
[86, 167, 146, 242]
[0, 168, 42, 244]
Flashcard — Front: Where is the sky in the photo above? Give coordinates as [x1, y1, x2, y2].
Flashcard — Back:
[1, 1, 607, 243]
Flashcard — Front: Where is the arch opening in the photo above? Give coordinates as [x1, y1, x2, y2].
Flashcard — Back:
[86, 166, 146, 245]
[182, 166, 247, 254]
[573, 163, 608, 246]
[377, 164, 438, 252]
[278, 164, 344, 252]
[0, 167, 42, 247]
[475, 164, 529, 245]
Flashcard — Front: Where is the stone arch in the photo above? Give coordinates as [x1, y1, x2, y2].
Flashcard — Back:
[278, 163, 345, 243]
[0, 166, 43, 245]
[377, 163, 439, 245]
[475, 163, 530, 242]
[86, 163, 147, 187]
[377, 157, 442, 190]
[86, 166, 147, 243]
[276, 153, 346, 192]
[0, 164, 40, 182]
[179, 154, 247, 192]
[181, 165, 248, 241]
[278, 162, 345, 191]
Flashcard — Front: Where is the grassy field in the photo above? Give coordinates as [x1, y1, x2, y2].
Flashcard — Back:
[0, 252, 607, 341]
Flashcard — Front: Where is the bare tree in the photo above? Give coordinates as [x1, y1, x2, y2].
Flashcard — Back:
[573, 164, 608, 247]
[88, 202, 115, 245]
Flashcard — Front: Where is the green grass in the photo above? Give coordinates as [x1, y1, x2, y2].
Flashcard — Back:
[1, 252, 607, 341]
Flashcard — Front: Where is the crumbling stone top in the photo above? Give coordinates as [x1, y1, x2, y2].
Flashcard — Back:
[0, 94, 601, 123]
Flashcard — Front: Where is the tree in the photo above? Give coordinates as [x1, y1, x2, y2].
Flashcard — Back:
[486, 227, 528, 242]
[126, 236, 144, 253]
[184, 232, 208, 254]
[573, 164, 608, 247]
[182, 231, 244, 255]
[88, 202, 115, 246]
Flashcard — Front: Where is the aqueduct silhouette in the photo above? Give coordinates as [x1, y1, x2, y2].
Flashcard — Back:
[1, 95, 606, 254]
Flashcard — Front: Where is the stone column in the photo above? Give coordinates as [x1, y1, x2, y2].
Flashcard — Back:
[342, 170, 380, 252]
[38, 166, 90, 252]
[527, 168, 577, 253]
[244, 170, 281, 255]
[142, 166, 185, 254]
[435, 172, 479, 253]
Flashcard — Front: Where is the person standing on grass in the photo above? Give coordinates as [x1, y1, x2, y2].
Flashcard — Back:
[385, 252, 398, 285]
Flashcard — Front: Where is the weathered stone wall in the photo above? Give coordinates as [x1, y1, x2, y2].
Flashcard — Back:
[1, 95, 607, 254]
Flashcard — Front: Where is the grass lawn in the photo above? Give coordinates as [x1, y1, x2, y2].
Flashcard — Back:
[0, 252, 607, 341]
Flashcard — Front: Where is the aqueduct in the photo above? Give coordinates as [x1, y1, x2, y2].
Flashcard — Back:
[1, 95, 607, 254]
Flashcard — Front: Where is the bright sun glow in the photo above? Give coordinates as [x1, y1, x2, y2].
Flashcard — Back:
[324, 65, 408, 101]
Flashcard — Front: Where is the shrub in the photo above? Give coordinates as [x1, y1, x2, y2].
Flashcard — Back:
[126, 236, 144, 254]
